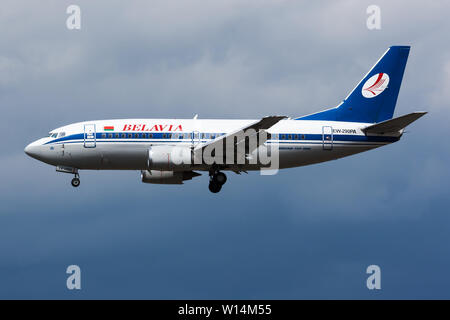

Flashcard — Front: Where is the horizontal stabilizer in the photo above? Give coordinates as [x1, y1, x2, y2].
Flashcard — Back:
[362, 112, 427, 134]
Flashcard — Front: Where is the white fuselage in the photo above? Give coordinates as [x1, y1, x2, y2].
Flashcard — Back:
[24, 118, 400, 171]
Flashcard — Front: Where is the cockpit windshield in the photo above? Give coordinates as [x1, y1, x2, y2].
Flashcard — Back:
[48, 131, 66, 138]
[48, 131, 66, 139]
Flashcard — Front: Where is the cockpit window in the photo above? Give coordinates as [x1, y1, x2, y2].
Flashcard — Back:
[49, 133, 58, 138]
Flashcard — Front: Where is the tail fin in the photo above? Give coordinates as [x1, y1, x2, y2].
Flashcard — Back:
[297, 46, 410, 123]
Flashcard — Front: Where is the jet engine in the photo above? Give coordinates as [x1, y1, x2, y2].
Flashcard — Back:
[141, 170, 201, 184]
[147, 145, 193, 170]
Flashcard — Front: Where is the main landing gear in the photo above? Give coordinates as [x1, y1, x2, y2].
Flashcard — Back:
[208, 170, 227, 193]
[71, 173, 80, 187]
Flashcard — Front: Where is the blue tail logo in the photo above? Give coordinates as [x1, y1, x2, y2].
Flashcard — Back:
[296, 46, 410, 123]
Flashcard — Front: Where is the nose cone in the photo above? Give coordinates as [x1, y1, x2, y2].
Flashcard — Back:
[24, 140, 45, 161]
[25, 138, 58, 165]
[24, 142, 38, 158]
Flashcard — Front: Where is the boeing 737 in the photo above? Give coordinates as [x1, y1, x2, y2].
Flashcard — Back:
[25, 46, 426, 193]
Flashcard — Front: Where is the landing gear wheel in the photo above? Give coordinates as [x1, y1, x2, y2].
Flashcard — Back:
[214, 172, 227, 185]
[208, 182, 222, 193]
[208, 181, 222, 193]
[71, 177, 80, 187]
[208, 169, 226, 193]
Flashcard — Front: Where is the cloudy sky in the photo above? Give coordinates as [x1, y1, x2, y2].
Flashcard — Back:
[1, 0, 450, 299]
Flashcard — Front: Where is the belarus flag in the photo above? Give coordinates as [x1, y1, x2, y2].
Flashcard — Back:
[104, 126, 114, 131]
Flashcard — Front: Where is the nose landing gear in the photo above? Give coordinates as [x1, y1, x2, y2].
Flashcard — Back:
[208, 171, 227, 193]
[71, 173, 80, 187]
[56, 166, 80, 188]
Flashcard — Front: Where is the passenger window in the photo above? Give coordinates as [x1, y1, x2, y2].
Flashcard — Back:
[108, 133, 113, 138]
[280, 134, 285, 140]
[149, 133, 153, 138]
[294, 134, 298, 140]
[128, 133, 132, 138]
[133, 133, 138, 138]
[162, 133, 167, 139]
[142, 133, 146, 138]
[121, 133, 126, 138]
[115, 133, 119, 138]
[301, 134, 306, 139]
[288, 134, 292, 140]
[101, 133, 106, 138]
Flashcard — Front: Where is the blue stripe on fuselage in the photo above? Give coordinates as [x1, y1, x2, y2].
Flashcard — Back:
[44, 132, 400, 145]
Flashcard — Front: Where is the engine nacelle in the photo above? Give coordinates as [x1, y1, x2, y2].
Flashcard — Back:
[141, 170, 201, 184]
[147, 145, 192, 170]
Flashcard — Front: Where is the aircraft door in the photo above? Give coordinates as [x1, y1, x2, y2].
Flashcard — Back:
[322, 126, 333, 150]
[84, 124, 96, 148]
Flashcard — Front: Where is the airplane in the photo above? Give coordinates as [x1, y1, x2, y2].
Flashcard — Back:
[25, 46, 426, 193]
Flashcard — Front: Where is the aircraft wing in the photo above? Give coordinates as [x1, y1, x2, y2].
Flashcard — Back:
[193, 115, 287, 158]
